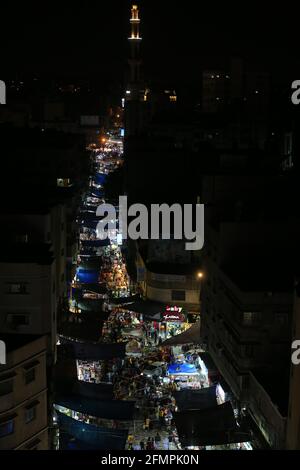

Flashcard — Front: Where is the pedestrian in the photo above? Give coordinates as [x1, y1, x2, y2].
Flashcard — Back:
[140, 441, 145, 450]
[150, 437, 155, 450]
[155, 432, 161, 443]
[159, 408, 165, 426]
[144, 417, 150, 430]
[146, 438, 152, 450]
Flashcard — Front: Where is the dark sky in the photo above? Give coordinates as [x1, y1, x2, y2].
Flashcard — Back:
[1, 1, 299, 84]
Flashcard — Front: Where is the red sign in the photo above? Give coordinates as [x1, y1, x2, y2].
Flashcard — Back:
[163, 307, 184, 322]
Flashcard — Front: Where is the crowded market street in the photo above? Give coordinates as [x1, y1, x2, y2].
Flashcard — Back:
[54, 131, 253, 451]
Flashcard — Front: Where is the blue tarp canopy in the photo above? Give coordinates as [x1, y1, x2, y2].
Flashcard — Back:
[89, 188, 104, 198]
[167, 362, 199, 375]
[174, 386, 217, 411]
[55, 394, 135, 420]
[95, 173, 107, 185]
[57, 412, 128, 450]
[76, 268, 100, 284]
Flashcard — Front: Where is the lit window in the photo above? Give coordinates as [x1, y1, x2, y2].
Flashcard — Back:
[169, 95, 177, 103]
[57, 178, 71, 188]
[0, 419, 14, 438]
[243, 312, 260, 326]
[7, 283, 28, 295]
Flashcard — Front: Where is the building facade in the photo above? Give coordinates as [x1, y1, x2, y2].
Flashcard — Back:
[0, 335, 48, 450]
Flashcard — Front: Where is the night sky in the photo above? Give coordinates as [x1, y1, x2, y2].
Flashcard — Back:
[1, 1, 299, 84]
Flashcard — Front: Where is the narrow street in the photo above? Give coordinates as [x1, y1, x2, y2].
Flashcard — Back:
[54, 130, 253, 451]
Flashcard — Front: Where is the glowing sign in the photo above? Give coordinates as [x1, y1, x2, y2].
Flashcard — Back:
[163, 306, 183, 322]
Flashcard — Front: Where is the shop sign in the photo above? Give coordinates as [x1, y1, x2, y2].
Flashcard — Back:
[163, 306, 183, 322]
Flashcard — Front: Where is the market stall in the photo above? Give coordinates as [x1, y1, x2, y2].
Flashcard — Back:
[166, 362, 201, 390]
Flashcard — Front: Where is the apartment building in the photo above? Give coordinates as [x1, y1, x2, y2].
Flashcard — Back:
[0, 334, 48, 450]
[286, 281, 300, 449]
[0, 243, 57, 362]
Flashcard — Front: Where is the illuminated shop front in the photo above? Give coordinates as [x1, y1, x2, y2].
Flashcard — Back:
[160, 306, 189, 340]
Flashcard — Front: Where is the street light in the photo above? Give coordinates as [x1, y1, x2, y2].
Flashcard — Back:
[197, 272, 203, 280]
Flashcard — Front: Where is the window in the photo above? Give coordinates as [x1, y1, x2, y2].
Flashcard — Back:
[171, 290, 186, 301]
[0, 379, 13, 397]
[7, 314, 30, 326]
[25, 369, 35, 384]
[25, 405, 37, 424]
[15, 234, 28, 244]
[243, 312, 260, 326]
[7, 283, 28, 294]
[0, 420, 14, 438]
[23, 361, 39, 385]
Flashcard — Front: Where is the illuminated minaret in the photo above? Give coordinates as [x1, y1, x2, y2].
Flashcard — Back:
[128, 4, 142, 94]
[125, 4, 146, 137]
